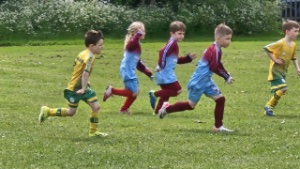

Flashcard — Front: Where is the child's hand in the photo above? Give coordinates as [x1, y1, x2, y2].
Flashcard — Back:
[226, 76, 234, 84]
[274, 58, 285, 65]
[76, 89, 85, 95]
[189, 53, 197, 60]
[297, 69, 300, 76]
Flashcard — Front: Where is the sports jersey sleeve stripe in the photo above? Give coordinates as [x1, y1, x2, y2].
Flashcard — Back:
[85, 52, 93, 72]
[160, 40, 174, 69]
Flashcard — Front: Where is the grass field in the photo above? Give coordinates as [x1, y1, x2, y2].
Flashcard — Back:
[1, 39, 300, 169]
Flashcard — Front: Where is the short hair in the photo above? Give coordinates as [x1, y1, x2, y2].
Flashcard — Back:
[282, 20, 299, 34]
[169, 21, 186, 33]
[214, 23, 233, 37]
[84, 30, 104, 47]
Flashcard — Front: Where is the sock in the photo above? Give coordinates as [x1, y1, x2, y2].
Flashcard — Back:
[155, 97, 169, 114]
[120, 96, 137, 111]
[214, 97, 225, 128]
[155, 89, 178, 98]
[89, 111, 99, 134]
[266, 90, 284, 108]
[48, 108, 68, 116]
[165, 101, 193, 113]
[112, 88, 132, 97]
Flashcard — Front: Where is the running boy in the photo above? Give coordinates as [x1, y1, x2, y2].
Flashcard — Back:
[263, 20, 300, 116]
[103, 21, 153, 115]
[148, 21, 196, 114]
[158, 23, 234, 132]
[39, 30, 108, 138]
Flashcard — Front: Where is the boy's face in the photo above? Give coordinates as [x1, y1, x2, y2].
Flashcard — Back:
[286, 27, 299, 40]
[171, 30, 185, 41]
[216, 34, 232, 48]
[90, 39, 104, 54]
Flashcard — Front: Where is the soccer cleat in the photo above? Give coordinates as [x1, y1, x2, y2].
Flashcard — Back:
[89, 131, 108, 138]
[119, 109, 132, 115]
[103, 85, 113, 102]
[211, 126, 233, 133]
[264, 105, 274, 116]
[39, 106, 50, 123]
[148, 90, 157, 110]
[158, 102, 170, 119]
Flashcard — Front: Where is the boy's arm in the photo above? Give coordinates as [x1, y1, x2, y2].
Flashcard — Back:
[177, 53, 196, 64]
[136, 60, 153, 80]
[292, 59, 300, 76]
[204, 48, 231, 81]
[263, 48, 284, 65]
[76, 71, 89, 95]
[158, 40, 177, 69]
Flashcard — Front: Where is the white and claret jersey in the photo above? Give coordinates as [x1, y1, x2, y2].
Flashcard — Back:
[155, 37, 192, 85]
[120, 33, 142, 81]
[188, 42, 230, 89]
[67, 49, 95, 91]
[264, 39, 297, 81]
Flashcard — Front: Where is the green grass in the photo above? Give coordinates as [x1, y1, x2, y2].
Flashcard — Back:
[1, 40, 300, 169]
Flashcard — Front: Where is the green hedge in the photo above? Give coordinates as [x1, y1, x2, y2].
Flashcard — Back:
[0, 0, 282, 40]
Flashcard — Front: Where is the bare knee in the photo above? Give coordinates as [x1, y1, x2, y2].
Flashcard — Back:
[216, 96, 225, 104]
[132, 92, 139, 97]
[281, 88, 288, 93]
[67, 108, 77, 116]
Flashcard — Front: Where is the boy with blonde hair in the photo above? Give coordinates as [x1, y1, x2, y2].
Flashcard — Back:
[264, 20, 300, 116]
[39, 30, 108, 137]
[158, 23, 234, 132]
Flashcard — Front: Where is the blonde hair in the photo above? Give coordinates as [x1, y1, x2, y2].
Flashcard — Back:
[282, 19, 299, 34]
[124, 21, 144, 49]
[214, 23, 233, 37]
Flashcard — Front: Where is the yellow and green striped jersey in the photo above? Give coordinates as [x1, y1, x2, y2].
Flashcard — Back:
[67, 49, 95, 91]
[264, 38, 297, 81]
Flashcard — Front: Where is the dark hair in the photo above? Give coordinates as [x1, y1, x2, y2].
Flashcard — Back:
[169, 21, 186, 33]
[85, 30, 104, 47]
[282, 20, 299, 34]
[214, 23, 233, 37]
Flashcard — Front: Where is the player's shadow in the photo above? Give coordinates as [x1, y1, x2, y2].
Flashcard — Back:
[268, 114, 300, 119]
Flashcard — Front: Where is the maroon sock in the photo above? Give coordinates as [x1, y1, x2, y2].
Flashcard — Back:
[166, 101, 193, 113]
[112, 88, 132, 97]
[155, 97, 169, 114]
[155, 89, 178, 98]
[120, 96, 137, 111]
[214, 97, 225, 128]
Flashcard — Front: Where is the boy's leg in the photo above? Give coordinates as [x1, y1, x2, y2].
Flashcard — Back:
[39, 89, 80, 123]
[158, 87, 200, 119]
[264, 79, 287, 116]
[206, 81, 232, 132]
[154, 82, 182, 114]
[84, 88, 108, 137]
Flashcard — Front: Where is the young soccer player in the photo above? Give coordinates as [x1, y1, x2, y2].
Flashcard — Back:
[103, 21, 153, 115]
[158, 23, 234, 132]
[38, 30, 108, 138]
[263, 20, 300, 116]
[148, 21, 196, 114]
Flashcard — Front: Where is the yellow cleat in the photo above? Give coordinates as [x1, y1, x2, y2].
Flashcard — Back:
[39, 106, 49, 123]
[89, 131, 108, 138]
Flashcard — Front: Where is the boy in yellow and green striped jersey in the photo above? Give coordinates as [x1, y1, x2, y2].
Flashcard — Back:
[39, 30, 108, 137]
[263, 20, 300, 116]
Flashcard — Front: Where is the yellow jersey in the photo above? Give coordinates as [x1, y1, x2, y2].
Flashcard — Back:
[67, 49, 95, 91]
[264, 38, 297, 81]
